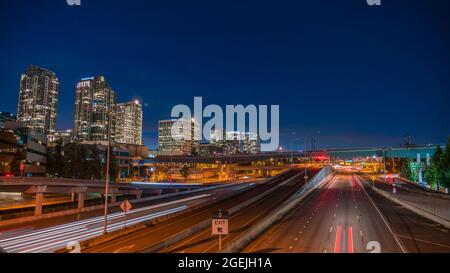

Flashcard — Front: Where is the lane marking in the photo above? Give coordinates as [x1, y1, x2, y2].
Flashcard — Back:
[347, 227, 354, 253]
[334, 226, 342, 253]
[113, 244, 135, 253]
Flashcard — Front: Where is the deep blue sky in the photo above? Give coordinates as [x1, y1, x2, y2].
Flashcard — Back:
[0, 0, 449, 150]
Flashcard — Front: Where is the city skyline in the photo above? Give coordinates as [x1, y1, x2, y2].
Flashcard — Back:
[0, 0, 449, 150]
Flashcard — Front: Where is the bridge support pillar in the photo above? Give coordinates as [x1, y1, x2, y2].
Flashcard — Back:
[35, 192, 44, 216]
[135, 191, 142, 200]
[77, 192, 85, 210]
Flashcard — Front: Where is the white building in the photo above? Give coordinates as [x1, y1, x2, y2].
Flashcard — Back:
[158, 118, 199, 156]
[115, 100, 143, 145]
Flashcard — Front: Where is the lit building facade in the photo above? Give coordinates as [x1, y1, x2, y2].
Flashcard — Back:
[210, 129, 260, 155]
[48, 130, 73, 147]
[16, 65, 59, 139]
[158, 119, 199, 156]
[73, 76, 117, 142]
[0, 111, 16, 129]
[115, 101, 143, 145]
[0, 122, 48, 176]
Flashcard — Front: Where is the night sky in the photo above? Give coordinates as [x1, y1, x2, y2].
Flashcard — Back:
[0, 0, 449, 150]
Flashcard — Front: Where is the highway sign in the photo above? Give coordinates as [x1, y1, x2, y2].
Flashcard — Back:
[212, 210, 229, 219]
[212, 210, 229, 235]
[120, 199, 133, 213]
[212, 219, 229, 235]
[409, 162, 425, 172]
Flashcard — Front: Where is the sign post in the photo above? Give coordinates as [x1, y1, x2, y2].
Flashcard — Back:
[212, 210, 229, 251]
[371, 175, 377, 187]
[120, 199, 133, 229]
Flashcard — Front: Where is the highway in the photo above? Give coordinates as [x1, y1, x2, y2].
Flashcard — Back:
[244, 172, 450, 253]
[81, 169, 303, 253]
[244, 173, 407, 253]
[0, 182, 254, 253]
[162, 169, 317, 253]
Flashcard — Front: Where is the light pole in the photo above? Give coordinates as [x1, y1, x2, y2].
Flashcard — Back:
[382, 148, 392, 184]
[304, 137, 308, 184]
[103, 111, 112, 234]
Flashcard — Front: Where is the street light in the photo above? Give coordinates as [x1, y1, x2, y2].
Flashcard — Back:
[382, 148, 392, 184]
[103, 110, 112, 234]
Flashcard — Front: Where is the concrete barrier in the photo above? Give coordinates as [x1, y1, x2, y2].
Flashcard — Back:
[220, 166, 335, 253]
[141, 170, 300, 253]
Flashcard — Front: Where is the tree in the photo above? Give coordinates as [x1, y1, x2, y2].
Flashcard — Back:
[400, 159, 412, 181]
[441, 137, 450, 188]
[424, 164, 439, 189]
[87, 145, 102, 180]
[47, 140, 64, 177]
[180, 164, 191, 181]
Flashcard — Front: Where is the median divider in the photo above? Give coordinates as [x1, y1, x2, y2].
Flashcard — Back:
[220, 166, 335, 253]
[142, 170, 302, 253]
[357, 175, 450, 229]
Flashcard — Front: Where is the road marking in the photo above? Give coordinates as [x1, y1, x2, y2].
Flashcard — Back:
[295, 237, 298, 241]
[330, 226, 333, 233]
[360, 230, 363, 237]
[334, 226, 342, 253]
[333, 213, 336, 217]
[347, 227, 354, 253]
[113, 244, 135, 253]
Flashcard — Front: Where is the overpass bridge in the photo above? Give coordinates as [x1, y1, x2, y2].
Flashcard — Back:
[0, 177, 207, 216]
[147, 145, 438, 164]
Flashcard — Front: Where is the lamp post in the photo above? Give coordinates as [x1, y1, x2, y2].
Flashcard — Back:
[103, 111, 112, 234]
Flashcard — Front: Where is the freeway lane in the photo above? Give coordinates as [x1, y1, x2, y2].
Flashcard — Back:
[357, 175, 450, 253]
[0, 182, 258, 253]
[244, 174, 405, 253]
[163, 169, 318, 253]
[0, 194, 213, 253]
[83, 170, 302, 253]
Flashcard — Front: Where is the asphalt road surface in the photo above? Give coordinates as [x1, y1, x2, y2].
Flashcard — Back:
[245, 174, 407, 253]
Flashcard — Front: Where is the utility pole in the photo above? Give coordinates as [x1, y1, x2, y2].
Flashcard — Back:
[304, 137, 308, 184]
[103, 111, 112, 234]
